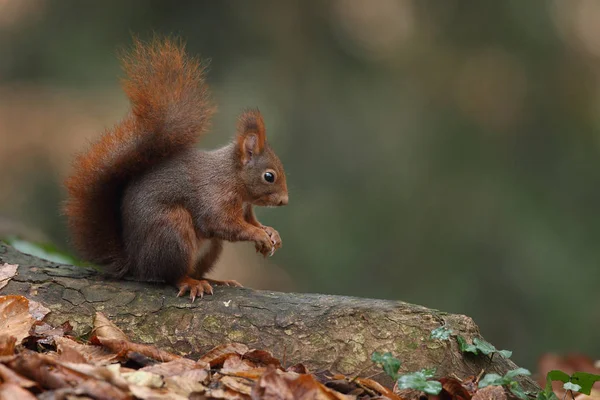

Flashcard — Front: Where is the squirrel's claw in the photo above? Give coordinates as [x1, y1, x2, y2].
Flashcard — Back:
[176, 276, 214, 303]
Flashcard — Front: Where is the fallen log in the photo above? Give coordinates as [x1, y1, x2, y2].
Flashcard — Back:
[0, 242, 539, 391]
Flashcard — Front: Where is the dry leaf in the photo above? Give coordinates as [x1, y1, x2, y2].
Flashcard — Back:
[139, 357, 199, 377]
[129, 384, 188, 400]
[221, 375, 255, 395]
[164, 375, 207, 397]
[54, 336, 119, 365]
[199, 343, 249, 366]
[92, 312, 129, 341]
[94, 337, 181, 362]
[0, 382, 36, 400]
[28, 300, 50, 321]
[0, 264, 18, 290]
[223, 354, 257, 372]
[0, 335, 16, 356]
[0, 363, 37, 389]
[122, 370, 163, 388]
[472, 385, 507, 400]
[439, 377, 472, 400]
[252, 367, 295, 400]
[286, 363, 309, 374]
[0, 295, 35, 343]
[243, 349, 282, 369]
[8, 351, 88, 390]
[355, 376, 402, 399]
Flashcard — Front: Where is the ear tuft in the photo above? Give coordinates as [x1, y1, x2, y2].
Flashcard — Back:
[236, 109, 266, 165]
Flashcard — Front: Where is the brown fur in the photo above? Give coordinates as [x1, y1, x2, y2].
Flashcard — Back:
[63, 37, 288, 290]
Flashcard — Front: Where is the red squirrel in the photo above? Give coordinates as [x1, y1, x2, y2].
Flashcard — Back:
[64, 37, 288, 301]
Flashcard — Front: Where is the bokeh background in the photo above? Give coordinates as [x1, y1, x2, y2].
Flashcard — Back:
[1, 0, 599, 369]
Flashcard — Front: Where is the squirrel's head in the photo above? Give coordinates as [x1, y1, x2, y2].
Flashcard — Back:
[235, 110, 288, 207]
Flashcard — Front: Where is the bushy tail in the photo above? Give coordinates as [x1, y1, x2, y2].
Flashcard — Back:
[64, 37, 214, 269]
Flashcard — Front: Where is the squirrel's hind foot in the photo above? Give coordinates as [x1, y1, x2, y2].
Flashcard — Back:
[176, 276, 214, 302]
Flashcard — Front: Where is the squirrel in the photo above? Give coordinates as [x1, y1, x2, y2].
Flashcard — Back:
[63, 37, 288, 302]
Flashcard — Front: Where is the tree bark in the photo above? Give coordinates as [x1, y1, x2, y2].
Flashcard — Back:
[0, 242, 539, 391]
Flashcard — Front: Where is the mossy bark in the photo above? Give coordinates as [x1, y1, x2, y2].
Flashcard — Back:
[0, 242, 539, 391]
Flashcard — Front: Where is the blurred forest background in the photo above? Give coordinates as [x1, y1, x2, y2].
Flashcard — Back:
[1, 0, 599, 370]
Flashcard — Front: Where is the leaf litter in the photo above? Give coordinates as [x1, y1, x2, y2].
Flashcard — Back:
[0, 294, 596, 399]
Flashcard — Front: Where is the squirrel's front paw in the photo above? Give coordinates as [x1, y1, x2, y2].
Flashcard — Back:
[254, 230, 275, 257]
[261, 225, 282, 250]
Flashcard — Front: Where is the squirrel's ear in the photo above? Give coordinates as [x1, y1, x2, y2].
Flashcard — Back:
[236, 109, 266, 165]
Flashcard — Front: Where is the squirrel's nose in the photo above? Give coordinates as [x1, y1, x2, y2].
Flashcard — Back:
[278, 194, 288, 206]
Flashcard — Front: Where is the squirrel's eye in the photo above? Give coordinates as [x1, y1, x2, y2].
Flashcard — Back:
[264, 172, 275, 183]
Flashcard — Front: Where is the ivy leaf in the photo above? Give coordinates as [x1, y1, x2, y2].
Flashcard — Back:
[509, 382, 529, 400]
[457, 336, 512, 358]
[570, 372, 600, 395]
[430, 326, 453, 340]
[479, 373, 504, 388]
[472, 338, 496, 355]
[498, 349, 513, 358]
[397, 370, 442, 395]
[457, 336, 478, 354]
[505, 368, 531, 380]
[371, 352, 401, 381]
[563, 382, 582, 392]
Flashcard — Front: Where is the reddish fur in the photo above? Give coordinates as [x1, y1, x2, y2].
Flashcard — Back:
[63, 37, 288, 297]
[63, 37, 214, 266]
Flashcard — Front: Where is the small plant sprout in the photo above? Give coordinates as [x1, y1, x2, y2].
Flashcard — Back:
[457, 336, 512, 359]
[430, 326, 453, 341]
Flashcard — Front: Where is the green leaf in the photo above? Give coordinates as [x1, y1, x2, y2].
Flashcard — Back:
[397, 370, 442, 395]
[498, 349, 513, 358]
[479, 373, 504, 388]
[472, 338, 497, 356]
[505, 368, 531, 380]
[509, 382, 529, 400]
[563, 382, 581, 392]
[457, 336, 478, 354]
[430, 326, 453, 340]
[3, 236, 78, 265]
[570, 372, 600, 395]
[537, 390, 559, 400]
[457, 336, 512, 359]
[371, 352, 401, 380]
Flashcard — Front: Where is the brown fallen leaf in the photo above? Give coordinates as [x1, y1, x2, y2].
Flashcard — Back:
[288, 373, 352, 400]
[28, 300, 50, 321]
[0, 263, 18, 290]
[0, 295, 35, 343]
[92, 312, 129, 341]
[220, 375, 255, 396]
[128, 384, 188, 400]
[243, 349, 282, 369]
[0, 363, 38, 389]
[207, 386, 252, 399]
[8, 351, 88, 390]
[438, 377, 472, 400]
[93, 337, 181, 363]
[57, 361, 130, 390]
[0, 335, 16, 356]
[286, 363, 309, 374]
[139, 358, 199, 377]
[0, 382, 36, 400]
[54, 336, 119, 365]
[355, 376, 403, 400]
[223, 354, 258, 372]
[251, 367, 295, 400]
[199, 343, 249, 366]
[164, 375, 207, 397]
[472, 385, 506, 400]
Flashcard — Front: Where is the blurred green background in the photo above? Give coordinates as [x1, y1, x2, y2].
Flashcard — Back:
[1, 0, 599, 369]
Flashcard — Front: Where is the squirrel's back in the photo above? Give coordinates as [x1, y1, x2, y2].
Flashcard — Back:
[64, 37, 215, 272]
